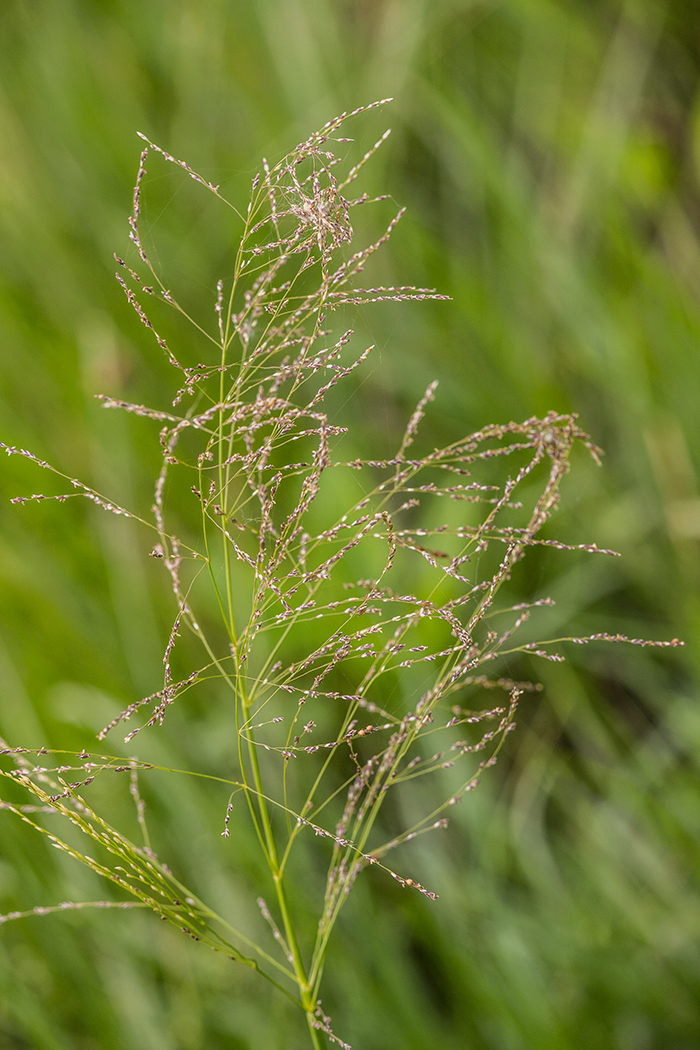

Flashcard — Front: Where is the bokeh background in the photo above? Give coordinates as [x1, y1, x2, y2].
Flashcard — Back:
[1, 1, 700, 1047]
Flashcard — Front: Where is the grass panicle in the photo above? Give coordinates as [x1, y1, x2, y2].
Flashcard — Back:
[0, 102, 682, 1049]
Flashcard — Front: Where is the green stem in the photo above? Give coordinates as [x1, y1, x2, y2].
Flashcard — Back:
[240, 693, 323, 1046]
[305, 1010, 326, 1050]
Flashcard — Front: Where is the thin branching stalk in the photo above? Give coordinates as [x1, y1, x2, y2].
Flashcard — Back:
[0, 101, 683, 1049]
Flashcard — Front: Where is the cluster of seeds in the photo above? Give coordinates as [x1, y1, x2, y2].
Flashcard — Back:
[0, 101, 683, 1049]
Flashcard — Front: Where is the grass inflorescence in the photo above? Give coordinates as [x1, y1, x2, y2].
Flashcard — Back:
[0, 101, 682, 1049]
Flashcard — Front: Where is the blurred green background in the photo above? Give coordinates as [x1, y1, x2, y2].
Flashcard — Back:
[1, 0, 700, 1047]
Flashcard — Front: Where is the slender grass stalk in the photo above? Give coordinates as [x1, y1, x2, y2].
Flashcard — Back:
[0, 101, 682, 1048]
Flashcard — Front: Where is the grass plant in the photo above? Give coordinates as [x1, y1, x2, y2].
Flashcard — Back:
[0, 102, 682, 1048]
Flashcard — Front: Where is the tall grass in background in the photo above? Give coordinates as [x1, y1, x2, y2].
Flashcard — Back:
[0, 2, 699, 1048]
